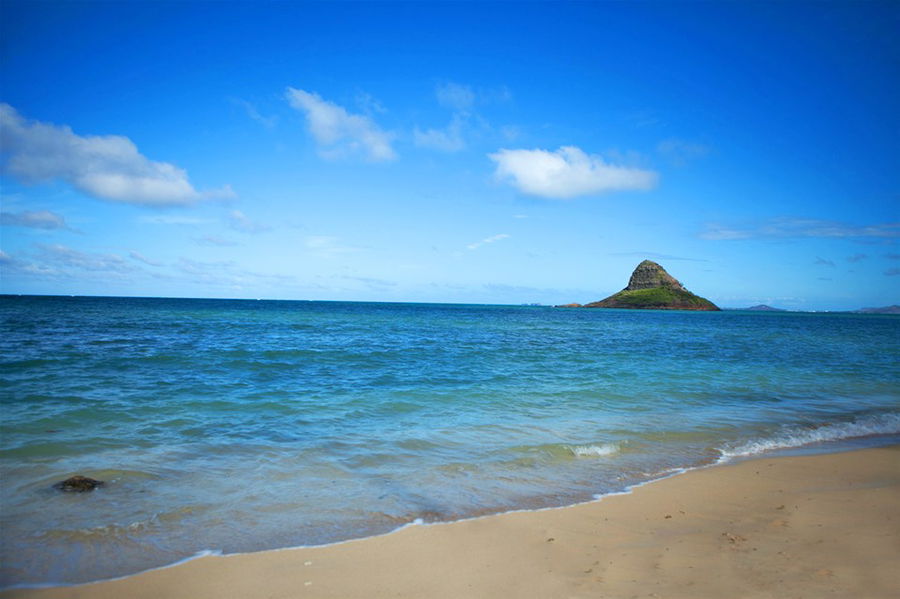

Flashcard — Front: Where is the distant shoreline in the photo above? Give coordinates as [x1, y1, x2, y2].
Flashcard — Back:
[2, 294, 897, 314]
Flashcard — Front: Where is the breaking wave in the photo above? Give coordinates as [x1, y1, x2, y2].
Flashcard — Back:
[718, 412, 900, 461]
[567, 443, 621, 457]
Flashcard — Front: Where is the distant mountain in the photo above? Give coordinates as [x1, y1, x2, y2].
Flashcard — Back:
[745, 305, 786, 312]
[854, 305, 900, 315]
[582, 260, 720, 311]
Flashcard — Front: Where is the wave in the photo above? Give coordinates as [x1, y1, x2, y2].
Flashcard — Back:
[504, 441, 622, 462]
[718, 412, 900, 461]
[567, 443, 620, 457]
[35, 505, 203, 542]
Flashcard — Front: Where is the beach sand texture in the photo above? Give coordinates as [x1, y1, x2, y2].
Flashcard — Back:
[6, 445, 898, 599]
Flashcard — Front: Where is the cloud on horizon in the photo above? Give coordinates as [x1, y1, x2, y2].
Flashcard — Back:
[38, 244, 134, 274]
[285, 88, 396, 161]
[489, 146, 658, 199]
[0, 104, 235, 206]
[700, 218, 900, 241]
[1, 209, 71, 230]
[128, 250, 164, 267]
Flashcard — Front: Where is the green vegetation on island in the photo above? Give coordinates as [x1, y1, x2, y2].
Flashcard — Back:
[580, 260, 720, 311]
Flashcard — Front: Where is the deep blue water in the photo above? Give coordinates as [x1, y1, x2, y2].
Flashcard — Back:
[1, 295, 898, 586]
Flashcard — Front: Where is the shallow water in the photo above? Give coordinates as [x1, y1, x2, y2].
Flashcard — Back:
[1, 296, 898, 586]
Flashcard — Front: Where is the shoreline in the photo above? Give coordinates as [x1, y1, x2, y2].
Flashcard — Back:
[5, 444, 898, 598]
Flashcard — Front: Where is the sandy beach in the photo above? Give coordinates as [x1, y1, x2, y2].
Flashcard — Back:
[5, 445, 898, 599]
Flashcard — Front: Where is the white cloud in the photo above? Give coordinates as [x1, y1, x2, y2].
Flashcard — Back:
[489, 146, 658, 199]
[436, 82, 475, 112]
[1, 209, 70, 230]
[285, 88, 396, 161]
[700, 218, 900, 241]
[0, 104, 235, 206]
[414, 114, 466, 152]
[228, 210, 270, 233]
[467, 233, 510, 250]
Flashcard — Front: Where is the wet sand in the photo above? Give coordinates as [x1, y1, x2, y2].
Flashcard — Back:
[5, 445, 899, 599]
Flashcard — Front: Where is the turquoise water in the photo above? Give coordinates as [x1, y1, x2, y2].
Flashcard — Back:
[1, 295, 898, 587]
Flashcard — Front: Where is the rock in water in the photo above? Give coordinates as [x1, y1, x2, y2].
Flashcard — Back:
[584, 260, 720, 311]
[54, 475, 104, 492]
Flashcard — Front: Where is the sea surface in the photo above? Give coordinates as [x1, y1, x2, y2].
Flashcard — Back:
[1, 295, 898, 587]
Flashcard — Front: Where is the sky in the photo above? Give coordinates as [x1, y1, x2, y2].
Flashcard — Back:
[1, 0, 898, 310]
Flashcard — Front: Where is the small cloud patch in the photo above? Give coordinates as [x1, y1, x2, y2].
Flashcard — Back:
[285, 88, 396, 161]
[1, 209, 70, 230]
[228, 210, 270, 234]
[467, 233, 510, 250]
[489, 146, 657, 199]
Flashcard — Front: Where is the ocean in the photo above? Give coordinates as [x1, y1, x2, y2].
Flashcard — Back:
[1, 295, 898, 587]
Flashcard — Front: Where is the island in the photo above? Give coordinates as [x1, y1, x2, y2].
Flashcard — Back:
[579, 260, 720, 311]
[855, 305, 900, 315]
[745, 304, 786, 312]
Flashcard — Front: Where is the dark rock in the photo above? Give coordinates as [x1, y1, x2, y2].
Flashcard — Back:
[554, 303, 583, 308]
[624, 259, 685, 291]
[54, 475, 104, 492]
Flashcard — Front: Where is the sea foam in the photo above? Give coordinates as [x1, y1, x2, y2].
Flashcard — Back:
[568, 443, 620, 457]
[718, 412, 900, 461]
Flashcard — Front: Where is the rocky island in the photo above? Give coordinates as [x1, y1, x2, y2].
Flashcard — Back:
[581, 260, 720, 311]
[745, 304, 786, 312]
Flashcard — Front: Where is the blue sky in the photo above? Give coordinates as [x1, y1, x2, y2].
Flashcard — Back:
[1, 1, 898, 310]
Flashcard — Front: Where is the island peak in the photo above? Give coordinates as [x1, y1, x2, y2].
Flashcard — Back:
[583, 260, 720, 311]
